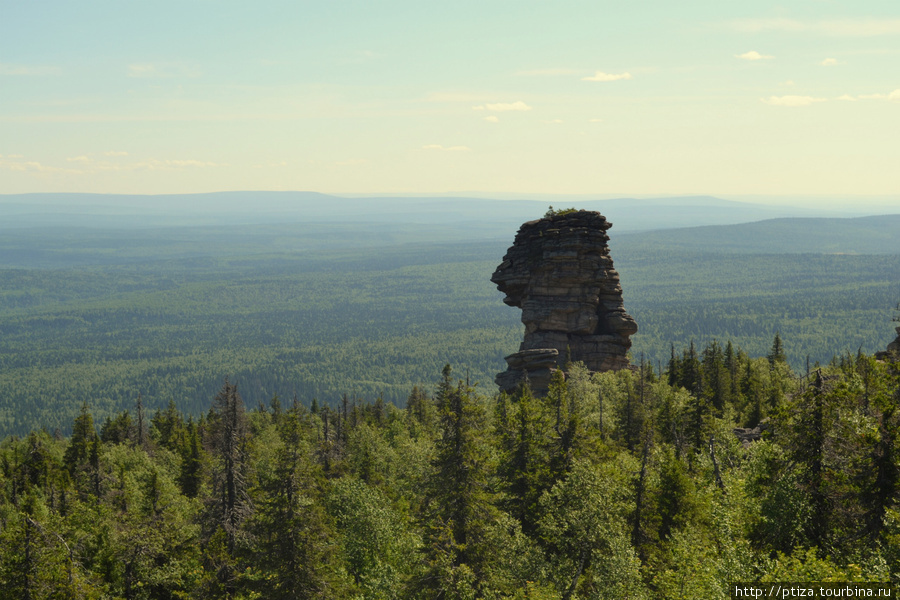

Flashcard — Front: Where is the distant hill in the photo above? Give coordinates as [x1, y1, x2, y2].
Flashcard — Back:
[0, 191, 865, 233]
[615, 214, 900, 255]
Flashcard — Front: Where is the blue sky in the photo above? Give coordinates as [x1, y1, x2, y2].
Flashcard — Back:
[1, 0, 899, 202]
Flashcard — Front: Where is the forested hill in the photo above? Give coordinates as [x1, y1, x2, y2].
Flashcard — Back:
[615, 214, 900, 255]
[0, 205, 898, 437]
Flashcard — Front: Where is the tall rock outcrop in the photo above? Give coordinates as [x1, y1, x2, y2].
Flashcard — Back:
[876, 323, 900, 361]
[492, 210, 637, 394]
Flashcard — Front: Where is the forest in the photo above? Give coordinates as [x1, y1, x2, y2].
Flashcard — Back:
[1, 215, 898, 438]
[2, 340, 900, 598]
[2, 205, 900, 597]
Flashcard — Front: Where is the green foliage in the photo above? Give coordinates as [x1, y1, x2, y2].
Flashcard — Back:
[1, 353, 900, 596]
[0, 242, 520, 437]
[418, 365, 498, 596]
[538, 458, 647, 599]
[249, 409, 341, 599]
[327, 476, 418, 598]
[544, 206, 579, 218]
[1, 224, 897, 438]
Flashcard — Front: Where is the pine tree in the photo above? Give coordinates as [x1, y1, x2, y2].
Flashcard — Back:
[789, 371, 830, 548]
[179, 417, 204, 499]
[63, 402, 102, 501]
[768, 332, 787, 366]
[63, 403, 96, 477]
[201, 378, 253, 596]
[702, 340, 730, 415]
[151, 399, 185, 452]
[496, 383, 551, 535]
[680, 340, 702, 396]
[419, 365, 496, 596]
[547, 369, 583, 482]
[250, 409, 337, 599]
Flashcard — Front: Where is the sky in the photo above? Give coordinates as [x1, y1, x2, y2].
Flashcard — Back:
[1, 0, 899, 204]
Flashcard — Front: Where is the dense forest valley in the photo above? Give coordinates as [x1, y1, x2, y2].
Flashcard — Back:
[3, 343, 900, 598]
[1, 209, 899, 437]
[2, 194, 900, 597]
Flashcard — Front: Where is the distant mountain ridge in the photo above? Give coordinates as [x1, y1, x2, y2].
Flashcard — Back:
[615, 214, 900, 255]
[0, 191, 872, 233]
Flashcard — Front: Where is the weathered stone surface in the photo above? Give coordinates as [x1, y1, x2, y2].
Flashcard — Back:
[876, 325, 900, 361]
[492, 210, 637, 395]
[733, 422, 771, 448]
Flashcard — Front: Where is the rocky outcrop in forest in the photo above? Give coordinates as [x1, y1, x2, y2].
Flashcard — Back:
[492, 209, 637, 394]
[876, 323, 900, 361]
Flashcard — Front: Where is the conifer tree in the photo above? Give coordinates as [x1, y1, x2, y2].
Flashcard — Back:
[179, 417, 203, 499]
[768, 332, 787, 366]
[419, 365, 496, 596]
[496, 383, 551, 535]
[251, 409, 337, 599]
[200, 378, 252, 596]
[702, 340, 729, 414]
[63, 403, 102, 501]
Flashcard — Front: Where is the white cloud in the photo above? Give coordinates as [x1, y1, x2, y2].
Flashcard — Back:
[0, 154, 221, 175]
[104, 151, 129, 157]
[0, 157, 81, 174]
[761, 95, 827, 107]
[856, 90, 900, 101]
[728, 18, 900, 37]
[472, 101, 532, 112]
[582, 71, 632, 82]
[544, 119, 563, 124]
[783, 80, 795, 86]
[483, 115, 499, 123]
[589, 118, 603, 123]
[422, 144, 471, 151]
[736, 51, 774, 61]
[821, 58, 839, 66]
[837, 94, 857, 101]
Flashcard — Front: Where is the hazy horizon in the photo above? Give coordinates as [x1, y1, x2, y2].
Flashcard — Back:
[2, 1, 900, 202]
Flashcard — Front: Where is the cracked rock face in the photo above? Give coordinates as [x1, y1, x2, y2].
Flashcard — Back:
[879, 325, 900, 360]
[492, 210, 637, 395]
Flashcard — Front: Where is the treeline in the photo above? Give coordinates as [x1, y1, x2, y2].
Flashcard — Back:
[0, 253, 520, 437]
[2, 242, 898, 438]
[2, 339, 900, 598]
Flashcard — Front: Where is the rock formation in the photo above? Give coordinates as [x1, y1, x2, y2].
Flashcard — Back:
[492, 210, 637, 395]
[732, 422, 770, 449]
[876, 323, 900, 361]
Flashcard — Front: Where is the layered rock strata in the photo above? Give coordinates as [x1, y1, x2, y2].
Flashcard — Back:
[492, 210, 637, 395]
[876, 324, 900, 361]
